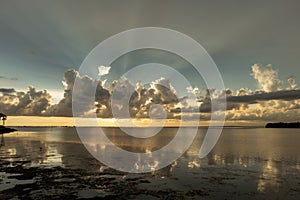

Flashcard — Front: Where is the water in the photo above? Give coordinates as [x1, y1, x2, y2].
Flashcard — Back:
[1, 127, 300, 199]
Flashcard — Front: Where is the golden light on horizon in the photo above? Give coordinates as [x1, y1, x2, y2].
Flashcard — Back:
[5, 116, 266, 127]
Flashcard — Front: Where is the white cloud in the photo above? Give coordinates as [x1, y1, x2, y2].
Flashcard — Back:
[287, 76, 297, 90]
[251, 64, 282, 92]
[98, 65, 111, 77]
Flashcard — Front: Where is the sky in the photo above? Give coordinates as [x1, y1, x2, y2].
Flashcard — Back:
[1, 0, 300, 125]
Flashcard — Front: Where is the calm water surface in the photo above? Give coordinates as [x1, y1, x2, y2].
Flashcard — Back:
[1, 127, 300, 199]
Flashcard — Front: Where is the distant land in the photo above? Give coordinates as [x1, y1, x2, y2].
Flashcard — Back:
[0, 125, 17, 134]
[265, 122, 300, 128]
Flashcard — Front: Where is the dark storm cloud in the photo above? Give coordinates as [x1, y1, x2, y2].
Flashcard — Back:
[227, 90, 300, 104]
[198, 89, 300, 114]
[196, 89, 300, 113]
[0, 88, 16, 94]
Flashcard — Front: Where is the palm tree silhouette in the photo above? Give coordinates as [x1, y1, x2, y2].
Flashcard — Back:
[0, 113, 7, 147]
[0, 113, 7, 126]
[0, 113, 17, 146]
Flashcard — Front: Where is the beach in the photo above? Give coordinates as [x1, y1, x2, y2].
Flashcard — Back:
[1, 127, 300, 199]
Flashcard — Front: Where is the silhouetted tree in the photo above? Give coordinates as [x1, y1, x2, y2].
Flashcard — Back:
[0, 113, 7, 126]
[266, 122, 300, 128]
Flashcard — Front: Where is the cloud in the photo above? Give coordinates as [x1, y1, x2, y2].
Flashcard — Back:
[0, 76, 18, 81]
[0, 88, 16, 94]
[1, 64, 300, 123]
[108, 76, 180, 119]
[251, 64, 282, 92]
[50, 69, 181, 119]
[184, 64, 300, 121]
[223, 64, 300, 121]
[227, 89, 300, 103]
[46, 68, 111, 118]
[46, 70, 76, 116]
[287, 76, 297, 90]
[46, 69, 100, 116]
[225, 100, 300, 121]
[98, 65, 111, 77]
[0, 86, 51, 115]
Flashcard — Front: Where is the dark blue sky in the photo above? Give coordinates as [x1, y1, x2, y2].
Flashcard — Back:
[1, 0, 300, 93]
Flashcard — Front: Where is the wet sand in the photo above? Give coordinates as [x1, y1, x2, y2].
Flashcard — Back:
[1, 127, 300, 199]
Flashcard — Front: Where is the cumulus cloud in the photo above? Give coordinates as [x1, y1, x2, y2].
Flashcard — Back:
[108, 76, 180, 119]
[98, 65, 111, 77]
[181, 64, 300, 122]
[251, 64, 282, 92]
[43, 67, 180, 119]
[1, 63, 300, 123]
[46, 70, 77, 116]
[46, 69, 102, 117]
[226, 99, 300, 121]
[224, 64, 300, 121]
[287, 76, 297, 90]
[0, 86, 51, 115]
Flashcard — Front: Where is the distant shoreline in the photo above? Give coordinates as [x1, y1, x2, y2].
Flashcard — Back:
[265, 122, 300, 128]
